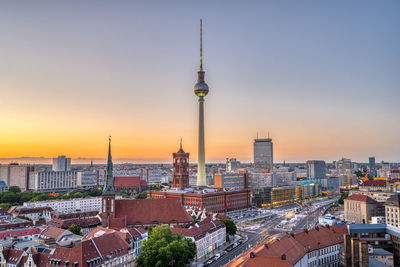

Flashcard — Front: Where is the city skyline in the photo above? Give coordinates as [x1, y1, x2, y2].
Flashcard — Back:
[1, 1, 399, 163]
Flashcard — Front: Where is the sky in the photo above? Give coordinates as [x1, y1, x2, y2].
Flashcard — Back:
[0, 1, 399, 164]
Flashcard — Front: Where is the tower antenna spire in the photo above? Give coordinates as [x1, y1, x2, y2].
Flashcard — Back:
[180, 137, 182, 150]
[200, 18, 203, 71]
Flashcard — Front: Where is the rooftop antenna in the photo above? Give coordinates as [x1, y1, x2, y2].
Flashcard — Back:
[200, 18, 203, 72]
[256, 132, 258, 139]
[268, 132, 270, 139]
[180, 137, 183, 150]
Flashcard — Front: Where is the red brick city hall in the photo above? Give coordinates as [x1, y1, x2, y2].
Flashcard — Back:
[147, 188, 251, 213]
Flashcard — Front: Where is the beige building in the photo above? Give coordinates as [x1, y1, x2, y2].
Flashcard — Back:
[344, 194, 384, 224]
[0, 164, 35, 191]
[385, 193, 400, 228]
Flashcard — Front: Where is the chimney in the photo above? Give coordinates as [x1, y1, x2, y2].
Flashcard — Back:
[264, 243, 269, 248]
[281, 254, 286, 260]
[250, 252, 255, 258]
[351, 238, 360, 267]
[315, 226, 319, 231]
[359, 241, 369, 267]
[304, 228, 308, 233]
[344, 234, 352, 267]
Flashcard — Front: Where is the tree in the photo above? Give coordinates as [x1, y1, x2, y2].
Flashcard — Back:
[16, 215, 32, 221]
[8, 186, 21, 193]
[338, 192, 349, 205]
[68, 224, 83, 236]
[220, 219, 237, 237]
[136, 224, 196, 267]
[135, 191, 147, 199]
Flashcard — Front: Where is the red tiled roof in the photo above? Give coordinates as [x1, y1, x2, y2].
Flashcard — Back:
[172, 219, 225, 241]
[389, 178, 400, 184]
[257, 225, 347, 265]
[40, 226, 66, 240]
[2, 248, 24, 264]
[242, 255, 293, 267]
[361, 180, 386, 187]
[32, 253, 51, 267]
[114, 176, 147, 187]
[13, 207, 53, 215]
[50, 232, 131, 267]
[0, 227, 43, 239]
[48, 217, 101, 229]
[111, 199, 193, 226]
[345, 194, 377, 203]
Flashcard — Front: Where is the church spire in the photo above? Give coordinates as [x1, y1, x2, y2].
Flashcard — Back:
[103, 136, 115, 195]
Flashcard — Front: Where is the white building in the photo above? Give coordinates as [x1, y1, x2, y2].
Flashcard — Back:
[29, 171, 79, 192]
[22, 197, 103, 213]
[52, 156, 71, 171]
[172, 218, 226, 260]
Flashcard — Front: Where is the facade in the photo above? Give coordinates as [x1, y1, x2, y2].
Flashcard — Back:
[147, 188, 251, 213]
[252, 187, 272, 207]
[336, 158, 356, 187]
[248, 171, 275, 189]
[226, 158, 240, 172]
[270, 186, 296, 205]
[320, 177, 340, 195]
[52, 156, 71, 172]
[293, 180, 321, 200]
[22, 197, 102, 213]
[114, 176, 147, 194]
[214, 172, 247, 190]
[275, 171, 295, 186]
[369, 157, 377, 177]
[171, 218, 226, 260]
[253, 138, 273, 171]
[306, 160, 326, 179]
[385, 193, 400, 228]
[172, 143, 190, 189]
[194, 19, 209, 187]
[0, 163, 35, 191]
[344, 194, 384, 224]
[29, 171, 79, 192]
[0, 181, 8, 192]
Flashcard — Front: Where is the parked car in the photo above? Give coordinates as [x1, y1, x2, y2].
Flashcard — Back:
[215, 253, 221, 260]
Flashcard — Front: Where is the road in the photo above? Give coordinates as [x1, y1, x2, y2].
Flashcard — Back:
[208, 232, 259, 267]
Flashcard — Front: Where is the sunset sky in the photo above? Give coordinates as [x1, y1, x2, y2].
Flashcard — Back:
[0, 1, 399, 164]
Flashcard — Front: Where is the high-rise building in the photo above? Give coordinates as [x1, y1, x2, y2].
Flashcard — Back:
[369, 157, 377, 177]
[52, 155, 71, 171]
[306, 160, 326, 179]
[0, 163, 35, 191]
[194, 19, 209, 186]
[214, 172, 247, 190]
[253, 138, 273, 171]
[172, 140, 189, 189]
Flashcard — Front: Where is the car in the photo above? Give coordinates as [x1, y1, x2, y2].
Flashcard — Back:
[214, 253, 221, 260]
[205, 259, 214, 265]
[233, 242, 238, 248]
[226, 246, 233, 252]
[221, 251, 227, 256]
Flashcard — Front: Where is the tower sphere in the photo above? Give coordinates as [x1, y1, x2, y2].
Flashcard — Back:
[194, 79, 209, 97]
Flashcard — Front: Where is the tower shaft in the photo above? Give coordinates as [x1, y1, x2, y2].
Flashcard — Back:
[197, 97, 206, 186]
